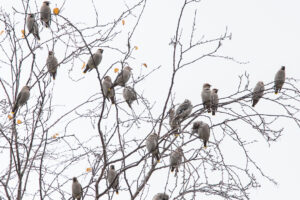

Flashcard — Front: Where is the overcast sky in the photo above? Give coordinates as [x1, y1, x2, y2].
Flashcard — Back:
[2, 0, 300, 199]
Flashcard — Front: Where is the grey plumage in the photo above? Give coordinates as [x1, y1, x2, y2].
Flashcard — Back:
[252, 81, 264, 107]
[26, 14, 40, 40]
[40, 1, 51, 28]
[123, 86, 137, 108]
[211, 88, 219, 115]
[72, 177, 82, 200]
[46, 51, 59, 80]
[173, 100, 193, 137]
[152, 193, 169, 200]
[201, 83, 211, 113]
[113, 66, 132, 87]
[191, 121, 202, 135]
[102, 76, 115, 104]
[146, 133, 160, 162]
[83, 49, 103, 73]
[198, 121, 210, 148]
[170, 147, 183, 175]
[12, 86, 30, 113]
[169, 108, 175, 126]
[175, 99, 193, 120]
[107, 165, 119, 194]
[274, 66, 286, 94]
[168, 108, 179, 135]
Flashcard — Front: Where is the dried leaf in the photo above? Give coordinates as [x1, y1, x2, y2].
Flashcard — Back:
[142, 63, 148, 68]
[0, 30, 4, 35]
[134, 46, 138, 50]
[122, 20, 125, 25]
[86, 167, 92, 172]
[81, 62, 86, 69]
[21, 29, 25, 38]
[114, 68, 119, 73]
[17, 120, 22, 124]
[8, 115, 13, 120]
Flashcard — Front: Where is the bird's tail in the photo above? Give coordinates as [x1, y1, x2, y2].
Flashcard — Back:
[212, 109, 215, 115]
[110, 97, 115, 104]
[83, 65, 89, 73]
[155, 151, 160, 163]
[12, 104, 18, 114]
[115, 189, 119, 195]
[171, 166, 175, 172]
[52, 72, 57, 80]
[204, 140, 207, 148]
[252, 99, 258, 107]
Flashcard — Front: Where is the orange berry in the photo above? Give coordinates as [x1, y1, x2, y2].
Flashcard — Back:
[53, 7, 60, 15]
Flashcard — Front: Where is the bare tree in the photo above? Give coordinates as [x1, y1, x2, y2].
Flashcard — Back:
[0, 0, 299, 200]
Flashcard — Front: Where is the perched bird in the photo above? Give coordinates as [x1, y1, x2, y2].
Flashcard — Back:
[40, 1, 51, 28]
[152, 193, 169, 200]
[168, 108, 179, 135]
[146, 133, 160, 162]
[12, 86, 30, 114]
[201, 83, 212, 113]
[46, 51, 59, 80]
[174, 99, 193, 120]
[170, 147, 183, 175]
[83, 49, 103, 73]
[72, 177, 82, 200]
[211, 88, 219, 115]
[26, 14, 40, 40]
[123, 86, 137, 108]
[252, 81, 264, 107]
[191, 121, 202, 135]
[107, 165, 119, 195]
[113, 66, 132, 87]
[274, 66, 286, 94]
[102, 76, 115, 104]
[198, 121, 210, 148]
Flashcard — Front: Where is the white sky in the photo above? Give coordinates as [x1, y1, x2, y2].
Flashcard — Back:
[1, 0, 300, 199]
